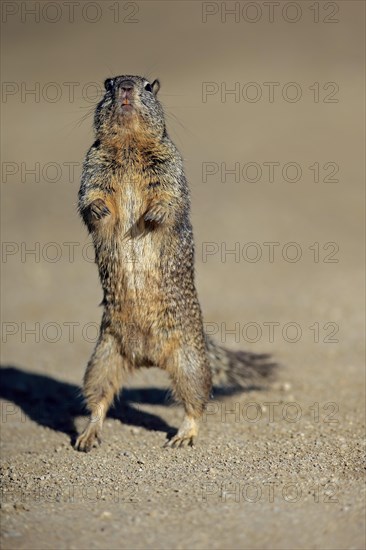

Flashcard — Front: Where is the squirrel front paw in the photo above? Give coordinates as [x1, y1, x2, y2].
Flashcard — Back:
[144, 202, 169, 225]
[89, 199, 111, 220]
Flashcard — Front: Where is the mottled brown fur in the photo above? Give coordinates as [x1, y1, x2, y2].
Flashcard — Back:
[75, 75, 274, 452]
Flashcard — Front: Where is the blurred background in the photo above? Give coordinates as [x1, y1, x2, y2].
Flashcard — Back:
[1, 1, 365, 549]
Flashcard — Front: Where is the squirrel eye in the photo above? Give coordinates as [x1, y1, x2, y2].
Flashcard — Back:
[104, 78, 114, 92]
[144, 82, 153, 93]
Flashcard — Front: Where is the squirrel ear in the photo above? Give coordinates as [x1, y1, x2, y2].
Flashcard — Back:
[151, 79, 160, 96]
[104, 78, 114, 91]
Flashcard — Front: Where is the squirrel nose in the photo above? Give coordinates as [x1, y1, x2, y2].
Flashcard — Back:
[120, 80, 134, 91]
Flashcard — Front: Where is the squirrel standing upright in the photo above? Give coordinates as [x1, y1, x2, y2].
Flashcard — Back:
[76, 75, 274, 452]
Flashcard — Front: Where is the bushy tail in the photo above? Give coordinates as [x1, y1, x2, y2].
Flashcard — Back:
[206, 336, 277, 393]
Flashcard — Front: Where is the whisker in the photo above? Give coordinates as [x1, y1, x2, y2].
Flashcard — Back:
[165, 110, 193, 136]
[62, 104, 96, 133]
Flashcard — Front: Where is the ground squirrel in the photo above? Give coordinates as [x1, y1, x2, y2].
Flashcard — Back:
[75, 75, 274, 452]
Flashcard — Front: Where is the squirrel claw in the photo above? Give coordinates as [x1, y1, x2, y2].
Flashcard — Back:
[164, 435, 196, 448]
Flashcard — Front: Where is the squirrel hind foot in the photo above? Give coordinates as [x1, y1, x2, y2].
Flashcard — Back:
[75, 424, 102, 453]
[164, 415, 198, 448]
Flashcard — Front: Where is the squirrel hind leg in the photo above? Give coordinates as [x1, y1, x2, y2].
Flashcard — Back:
[75, 332, 126, 452]
[164, 346, 212, 448]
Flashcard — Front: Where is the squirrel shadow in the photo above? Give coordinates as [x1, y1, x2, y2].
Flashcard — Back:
[0, 365, 268, 445]
[0, 365, 177, 443]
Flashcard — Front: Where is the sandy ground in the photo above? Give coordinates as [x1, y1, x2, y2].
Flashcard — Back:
[1, 1, 365, 549]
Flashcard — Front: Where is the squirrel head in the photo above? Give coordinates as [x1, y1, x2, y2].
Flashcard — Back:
[94, 75, 165, 146]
